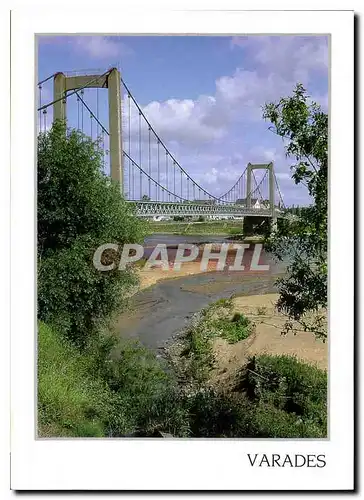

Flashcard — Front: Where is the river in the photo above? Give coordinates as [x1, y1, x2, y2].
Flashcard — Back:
[115, 234, 288, 350]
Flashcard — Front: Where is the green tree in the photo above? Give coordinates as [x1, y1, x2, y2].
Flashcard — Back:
[263, 84, 328, 340]
[38, 121, 147, 345]
[38, 121, 145, 255]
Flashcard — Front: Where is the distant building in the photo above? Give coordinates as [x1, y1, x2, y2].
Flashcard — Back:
[235, 198, 262, 209]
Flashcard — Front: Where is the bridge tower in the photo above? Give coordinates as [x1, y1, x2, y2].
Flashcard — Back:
[53, 68, 123, 187]
[246, 162, 277, 227]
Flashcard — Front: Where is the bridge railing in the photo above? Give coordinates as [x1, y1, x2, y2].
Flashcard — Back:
[131, 201, 273, 217]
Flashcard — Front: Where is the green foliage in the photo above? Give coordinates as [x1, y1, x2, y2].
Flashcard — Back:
[150, 221, 242, 235]
[38, 322, 113, 437]
[228, 227, 243, 236]
[185, 384, 325, 438]
[244, 354, 327, 435]
[38, 235, 137, 346]
[37, 121, 146, 344]
[211, 313, 254, 343]
[38, 323, 327, 438]
[38, 121, 146, 255]
[38, 322, 190, 437]
[186, 389, 249, 437]
[181, 299, 254, 382]
[183, 325, 216, 383]
[263, 84, 328, 339]
[242, 403, 325, 438]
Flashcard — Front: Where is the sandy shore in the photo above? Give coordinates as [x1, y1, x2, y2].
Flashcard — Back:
[137, 266, 328, 372]
[138, 261, 219, 290]
[212, 294, 327, 382]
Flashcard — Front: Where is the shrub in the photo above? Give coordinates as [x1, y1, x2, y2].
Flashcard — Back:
[37, 122, 146, 345]
[78, 334, 190, 437]
[183, 325, 216, 382]
[243, 402, 325, 438]
[38, 235, 138, 346]
[181, 300, 254, 382]
[38, 121, 146, 255]
[211, 313, 254, 343]
[244, 354, 327, 434]
[38, 322, 191, 437]
[186, 388, 249, 437]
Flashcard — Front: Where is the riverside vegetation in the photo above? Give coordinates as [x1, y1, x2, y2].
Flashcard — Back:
[38, 83, 328, 439]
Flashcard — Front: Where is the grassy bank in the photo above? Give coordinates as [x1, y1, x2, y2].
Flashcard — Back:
[149, 221, 243, 235]
[163, 297, 327, 437]
[39, 316, 327, 438]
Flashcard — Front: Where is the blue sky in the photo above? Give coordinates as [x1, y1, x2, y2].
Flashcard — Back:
[38, 35, 328, 205]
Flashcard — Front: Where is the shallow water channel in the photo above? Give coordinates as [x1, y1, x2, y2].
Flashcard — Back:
[115, 234, 287, 350]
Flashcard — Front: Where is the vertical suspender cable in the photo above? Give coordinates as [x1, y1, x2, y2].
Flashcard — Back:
[148, 127, 151, 199]
[96, 87, 99, 139]
[81, 89, 84, 134]
[173, 161, 176, 201]
[38, 85, 42, 132]
[43, 109, 47, 131]
[128, 94, 131, 199]
[139, 111, 142, 199]
[165, 151, 168, 194]
[157, 139, 160, 201]
[77, 96, 80, 130]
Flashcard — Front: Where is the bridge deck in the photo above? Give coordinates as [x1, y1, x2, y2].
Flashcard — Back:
[128, 201, 275, 218]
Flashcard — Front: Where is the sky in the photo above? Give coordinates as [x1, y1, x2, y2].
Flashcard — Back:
[38, 35, 328, 206]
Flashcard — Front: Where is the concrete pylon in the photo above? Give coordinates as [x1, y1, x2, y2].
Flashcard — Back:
[107, 69, 122, 186]
[246, 163, 252, 209]
[53, 72, 66, 122]
[52, 68, 123, 190]
[246, 162, 276, 230]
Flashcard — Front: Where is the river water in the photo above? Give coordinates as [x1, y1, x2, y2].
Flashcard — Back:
[115, 234, 288, 350]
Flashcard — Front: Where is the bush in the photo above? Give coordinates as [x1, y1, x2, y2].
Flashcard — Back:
[38, 322, 191, 437]
[38, 235, 138, 346]
[37, 122, 146, 345]
[186, 388, 249, 437]
[181, 300, 254, 382]
[38, 121, 146, 255]
[211, 313, 254, 343]
[244, 354, 327, 434]
[243, 402, 325, 438]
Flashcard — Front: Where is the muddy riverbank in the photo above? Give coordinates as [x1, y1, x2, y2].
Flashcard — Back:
[115, 271, 280, 350]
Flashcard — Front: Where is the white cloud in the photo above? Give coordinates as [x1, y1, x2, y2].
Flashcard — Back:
[231, 35, 328, 82]
[134, 36, 328, 150]
[119, 36, 328, 205]
[123, 94, 226, 146]
[73, 36, 132, 60]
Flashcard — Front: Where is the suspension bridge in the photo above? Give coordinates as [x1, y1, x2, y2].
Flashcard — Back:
[37, 67, 285, 223]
